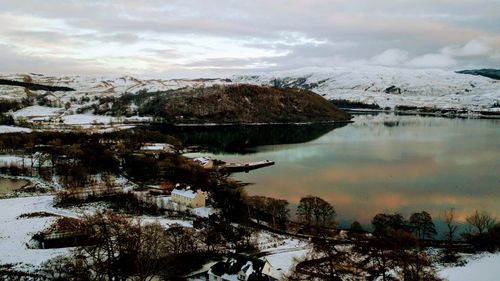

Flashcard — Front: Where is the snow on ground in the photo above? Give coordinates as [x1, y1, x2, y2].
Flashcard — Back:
[61, 114, 116, 125]
[141, 216, 193, 228]
[193, 206, 217, 218]
[125, 116, 153, 123]
[93, 125, 135, 133]
[0, 125, 32, 134]
[11, 106, 64, 119]
[2, 68, 499, 125]
[253, 230, 309, 278]
[439, 253, 500, 281]
[266, 248, 309, 278]
[0, 196, 68, 267]
[0, 194, 195, 272]
[232, 66, 500, 112]
[255, 230, 307, 253]
[0, 155, 33, 167]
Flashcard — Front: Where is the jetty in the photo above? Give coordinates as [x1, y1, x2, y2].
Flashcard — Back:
[219, 160, 275, 173]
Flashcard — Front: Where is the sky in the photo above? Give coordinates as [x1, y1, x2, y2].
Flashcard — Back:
[0, 0, 499, 77]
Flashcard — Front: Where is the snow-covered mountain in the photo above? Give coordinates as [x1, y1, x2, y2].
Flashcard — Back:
[1, 66, 499, 116]
[232, 66, 500, 113]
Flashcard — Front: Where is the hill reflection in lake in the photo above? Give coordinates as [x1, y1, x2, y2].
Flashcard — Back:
[154, 123, 347, 154]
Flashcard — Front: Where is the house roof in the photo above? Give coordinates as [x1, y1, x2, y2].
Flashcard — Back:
[194, 156, 212, 165]
[209, 254, 276, 281]
[140, 143, 173, 151]
[171, 188, 198, 199]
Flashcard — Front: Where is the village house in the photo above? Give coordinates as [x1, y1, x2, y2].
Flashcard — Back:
[170, 188, 205, 208]
[139, 143, 175, 155]
[194, 156, 214, 169]
[208, 254, 276, 281]
[159, 181, 175, 194]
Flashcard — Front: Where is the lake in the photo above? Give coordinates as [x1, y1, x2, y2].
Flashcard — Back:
[0, 177, 30, 195]
[177, 113, 499, 228]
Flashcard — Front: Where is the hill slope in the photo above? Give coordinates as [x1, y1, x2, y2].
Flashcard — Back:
[140, 85, 352, 124]
[1, 66, 499, 123]
[456, 69, 500, 80]
[231, 66, 500, 113]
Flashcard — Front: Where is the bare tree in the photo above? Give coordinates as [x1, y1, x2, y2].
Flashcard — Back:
[466, 210, 496, 235]
[297, 196, 336, 233]
[444, 208, 458, 242]
[268, 198, 290, 230]
[409, 211, 437, 240]
[297, 196, 315, 227]
[135, 222, 170, 281]
[442, 208, 459, 263]
[287, 237, 365, 281]
[247, 196, 290, 230]
[40, 211, 174, 281]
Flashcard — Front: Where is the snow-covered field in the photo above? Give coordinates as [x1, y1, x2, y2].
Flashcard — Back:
[1, 193, 498, 279]
[0, 125, 32, 134]
[0, 155, 33, 167]
[253, 230, 309, 279]
[439, 253, 500, 281]
[0, 196, 68, 268]
[0, 194, 196, 269]
[11, 105, 64, 119]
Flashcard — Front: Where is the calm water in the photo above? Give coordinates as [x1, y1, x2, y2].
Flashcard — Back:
[0, 178, 29, 195]
[183, 113, 500, 226]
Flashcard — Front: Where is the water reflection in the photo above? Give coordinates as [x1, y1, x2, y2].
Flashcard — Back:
[182, 114, 500, 229]
[154, 123, 347, 154]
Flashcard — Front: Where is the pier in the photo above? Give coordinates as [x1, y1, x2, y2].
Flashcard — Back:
[219, 160, 275, 173]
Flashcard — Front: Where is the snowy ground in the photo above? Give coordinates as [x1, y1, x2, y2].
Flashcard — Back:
[0, 125, 32, 134]
[253, 230, 309, 279]
[0, 190, 194, 270]
[0, 196, 69, 268]
[2, 194, 497, 279]
[0, 155, 33, 167]
[11, 106, 63, 119]
[439, 253, 500, 281]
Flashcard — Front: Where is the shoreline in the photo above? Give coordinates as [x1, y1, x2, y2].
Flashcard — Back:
[342, 108, 500, 119]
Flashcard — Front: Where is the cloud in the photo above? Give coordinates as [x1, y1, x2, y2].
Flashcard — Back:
[369, 38, 499, 69]
[441, 39, 493, 57]
[406, 53, 457, 68]
[370, 49, 409, 66]
[0, 1, 499, 75]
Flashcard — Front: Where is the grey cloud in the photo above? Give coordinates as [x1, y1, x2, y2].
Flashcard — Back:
[0, 0, 499, 75]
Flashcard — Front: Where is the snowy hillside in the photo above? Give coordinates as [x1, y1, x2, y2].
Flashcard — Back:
[232, 66, 500, 113]
[1, 67, 499, 119]
[0, 74, 228, 111]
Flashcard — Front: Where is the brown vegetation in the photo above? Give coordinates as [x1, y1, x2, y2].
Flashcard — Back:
[140, 84, 352, 124]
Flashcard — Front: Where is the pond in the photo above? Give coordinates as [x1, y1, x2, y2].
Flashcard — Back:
[0, 177, 30, 195]
[171, 113, 500, 229]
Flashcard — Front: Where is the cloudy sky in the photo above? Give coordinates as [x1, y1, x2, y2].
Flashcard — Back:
[0, 0, 499, 77]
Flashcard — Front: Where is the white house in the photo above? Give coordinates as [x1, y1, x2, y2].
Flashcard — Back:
[194, 156, 214, 169]
[208, 254, 276, 281]
[170, 188, 205, 208]
[139, 143, 175, 154]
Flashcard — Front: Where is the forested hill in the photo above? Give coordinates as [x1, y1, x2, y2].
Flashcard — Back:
[0, 79, 75, 92]
[138, 84, 352, 124]
[456, 69, 500, 80]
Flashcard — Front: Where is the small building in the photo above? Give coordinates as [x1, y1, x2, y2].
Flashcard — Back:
[171, 188, 205, 208]
[194, 156, 214, 169]
[208, 254, 276, 281]
[159, 181, 175, 194]
[139, 143, 175, 154]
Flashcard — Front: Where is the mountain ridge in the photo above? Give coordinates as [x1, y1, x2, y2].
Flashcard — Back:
[0, 67, 499, 120]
